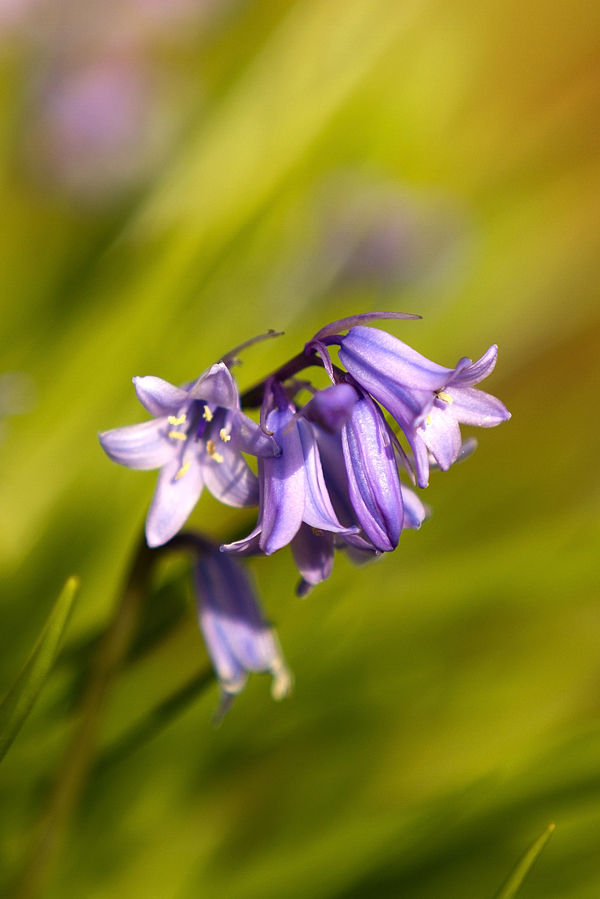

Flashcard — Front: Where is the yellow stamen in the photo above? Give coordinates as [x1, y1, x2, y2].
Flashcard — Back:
[167, 414, 186, 425]
[426, 415, 432, 427]
[219, 428, 231, 443]
[175, 462, 190, 480]
[437, 391, 453, 404]
[202, 407, 213, 422]
[168, 431, 186, 441]
[206, 440, 223, 463]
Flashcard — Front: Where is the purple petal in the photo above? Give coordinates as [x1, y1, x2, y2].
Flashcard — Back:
[297, 419, 355, 535]
[259, 408, 306, 555]
[98, 419, 174, 470]
[145, 447, 204, 547]
[400, 483, 427, 529]
[302, 383, 359, 433]
[341, 394, 403, 552]
[314, 428, 356, 528]
[228, 409, 281, 457]
[448, 345, 498, 388]
[291, 524, 334, 594]
[201, 441, 259, 508]
[395, 424, 431, 489]
[419, 403, 462, 471]
[340, 325, 452, 392]
[337, 532, 381, 564]
[189, 363, 240, 410]
[312, 311, 421, 341]
[196, 552, 278, 681]
[448, 386, 511, 427]
[339, 332, 441, 435]
[220, 526, 263, 556]
[133, 376, 189, 417]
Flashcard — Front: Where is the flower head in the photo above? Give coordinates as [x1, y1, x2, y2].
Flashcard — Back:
[194, 545, 292, 722]
[99, 362, 279, 547]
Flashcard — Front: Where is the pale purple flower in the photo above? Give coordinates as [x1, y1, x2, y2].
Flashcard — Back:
[316, 413, 427, 554]
[194, 546, 292, 722]
[222, 380, 357, 560]
[32, 56, 158, 199]
[99, 363, 279, 547]
[336, 325, 511, 487]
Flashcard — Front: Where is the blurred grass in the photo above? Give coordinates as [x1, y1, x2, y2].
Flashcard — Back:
[0, 0, 599, 897]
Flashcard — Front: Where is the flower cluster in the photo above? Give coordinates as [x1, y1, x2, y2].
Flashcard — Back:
[99, 313, 510, 716]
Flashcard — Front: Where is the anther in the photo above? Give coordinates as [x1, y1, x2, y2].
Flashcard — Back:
[175, 462, 191, 480]
[203, 407, 213, 422]
[219, 428, 231, 442]
[168, 414, 187, 425]
[168, 431, 187, 441]
[206, 440, 223, 463]
[436, 391, 454, 404]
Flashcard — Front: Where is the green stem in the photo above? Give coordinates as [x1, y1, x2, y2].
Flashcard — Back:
[93, 666, 214, 776]
[13, 538, 156, 899]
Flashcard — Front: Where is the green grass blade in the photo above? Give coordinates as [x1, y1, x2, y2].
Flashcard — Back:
[494, 824, 555, 899]
[0, 575, 80, 764]
[94, 666, 214, 775]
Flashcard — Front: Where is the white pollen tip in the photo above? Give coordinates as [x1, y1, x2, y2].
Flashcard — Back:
[270, 658, 294, 700]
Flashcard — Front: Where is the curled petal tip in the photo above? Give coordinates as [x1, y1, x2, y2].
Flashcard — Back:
[296, 579, 314, 598]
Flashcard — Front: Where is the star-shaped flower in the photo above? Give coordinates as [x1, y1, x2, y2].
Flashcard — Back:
[99, 363, 280, 547]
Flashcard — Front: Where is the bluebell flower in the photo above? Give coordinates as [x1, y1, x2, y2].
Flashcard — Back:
[99, 363, 280, 547]
[335, 325, 511, 487]
[194, 546, 292, 722]
[222, 380, 357, 558]
[315, 409, 428, 555]
[340, 390, 404, 552]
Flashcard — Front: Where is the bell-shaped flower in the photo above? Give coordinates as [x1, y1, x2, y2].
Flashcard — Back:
[194, 547, 292, 722]
[337, 326, 510, 487]
[316, 414, 428, 556]
[340, 391, 404, 552]
[222, 380, 357, 558]
[99, 363, 280, 547]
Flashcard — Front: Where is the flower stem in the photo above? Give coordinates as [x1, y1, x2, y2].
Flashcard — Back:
[240, 348, 323, 408]
[12, 538, 156, 899]
[92, 666, 214, 776]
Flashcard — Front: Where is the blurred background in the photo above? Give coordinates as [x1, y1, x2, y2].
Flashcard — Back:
[0, 0, 599, 896]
